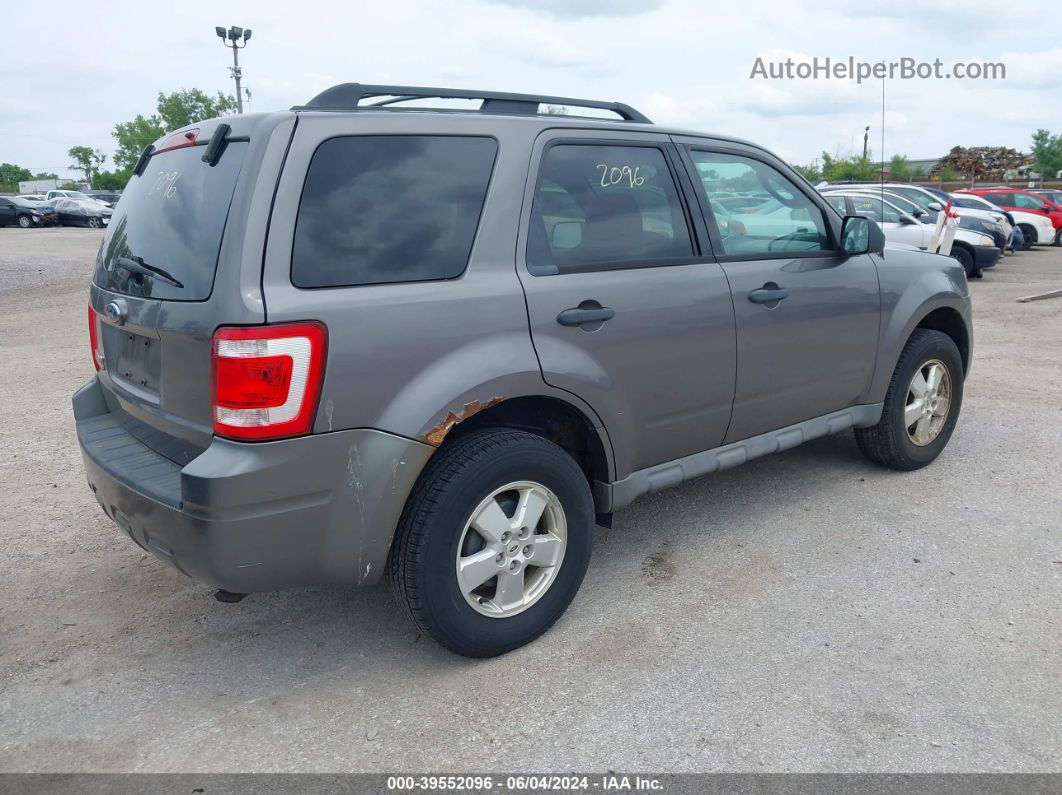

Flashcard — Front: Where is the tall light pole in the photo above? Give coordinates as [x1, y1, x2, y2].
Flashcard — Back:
[862, 125, 871, 162]
[215, 26, 252, 113]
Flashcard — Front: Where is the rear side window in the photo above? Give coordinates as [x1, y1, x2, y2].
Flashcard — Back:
[292, 136, 497, 288]
[527, 144, 693, 275]
[93, 143, 247, 301]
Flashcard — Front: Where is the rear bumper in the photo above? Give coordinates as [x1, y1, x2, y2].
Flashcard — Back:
[74, 377, 434, 592]
[974, 246, 1001, 268]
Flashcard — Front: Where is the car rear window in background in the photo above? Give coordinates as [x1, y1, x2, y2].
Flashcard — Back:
[291, 136, 498, 288]
[93, 142, 248, 301]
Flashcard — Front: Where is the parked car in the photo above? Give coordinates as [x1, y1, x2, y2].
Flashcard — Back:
[945, 193, 1030, 251]
[821, 190, 1000, 276]
[953, 190, 1060, 247]
[74, 84, 972, 657]
[86, 191, 122, 208]
[0, 196, 56, 227]
[918, 186, 1015, 253]
[1031, 189, 1062, 205]
[46, 197, 112, 228]
[824, 182, 1011, 233]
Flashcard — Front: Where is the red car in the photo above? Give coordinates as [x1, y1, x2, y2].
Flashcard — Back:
[960, 188, 1062, 245]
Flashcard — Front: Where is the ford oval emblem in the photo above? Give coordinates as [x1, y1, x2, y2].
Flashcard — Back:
[104, 300, 126, 325]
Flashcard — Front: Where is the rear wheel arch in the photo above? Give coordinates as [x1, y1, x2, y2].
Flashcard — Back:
[439, 395, 613, 501]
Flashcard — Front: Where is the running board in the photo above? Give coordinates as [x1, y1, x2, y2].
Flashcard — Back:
[599, 403, 883, 512]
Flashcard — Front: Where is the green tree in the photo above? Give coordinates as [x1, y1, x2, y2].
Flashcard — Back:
[68, 146, 107, 184]
[820, 150, 877, 181]
[792, 161, 822, 182]
[0, 163, 33, 192]
[112, 88, 237, 171]
[92, 169, 132, 191]
[1031, 129, 1062, 180]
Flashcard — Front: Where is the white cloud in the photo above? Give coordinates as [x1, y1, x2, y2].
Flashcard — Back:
[2, 0, 1057, 178]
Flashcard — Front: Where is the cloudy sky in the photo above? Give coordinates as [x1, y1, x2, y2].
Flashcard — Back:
[5, 0, 1060, 179]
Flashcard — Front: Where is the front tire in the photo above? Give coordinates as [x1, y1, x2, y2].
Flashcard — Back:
[17, 215, 32, 228]
[1054, 228, 1062, 247]
[855, 329, 964, 471]
[87, 217, 101, 229]
[389, 428, 593, 657]
[949, 245, 975, 278]
[1018, 224, 1036, 249]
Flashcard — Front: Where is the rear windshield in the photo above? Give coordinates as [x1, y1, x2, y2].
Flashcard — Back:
[93, 142, 248, 301]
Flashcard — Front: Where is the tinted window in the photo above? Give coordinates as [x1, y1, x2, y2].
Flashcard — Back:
[292, 136, 497, 288]
[690, 151, 829, 255]
[527, 144, 693, 275]
[93, 142, 248, 301]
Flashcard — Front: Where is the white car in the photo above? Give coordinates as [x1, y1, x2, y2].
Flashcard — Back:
[823, 187, 1013, 255]
[822, 191, 1000, 277]
[951, 191, 1056, 249]
[824, 182, 1010, 232]
[44, 189, 110, 207]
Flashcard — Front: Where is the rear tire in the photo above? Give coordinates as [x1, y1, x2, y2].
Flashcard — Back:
[389, 428, 593, 657]
[855, 329, 964, 471]
[949, 244, 975, 278]
[1018, 224, 1036, 249]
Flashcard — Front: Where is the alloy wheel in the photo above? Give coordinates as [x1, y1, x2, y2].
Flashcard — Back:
[905, 359, 952, 446]
[455, 480, 567, 618]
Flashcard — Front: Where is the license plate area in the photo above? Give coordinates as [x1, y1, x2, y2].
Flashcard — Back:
[103, 325, 162, 398]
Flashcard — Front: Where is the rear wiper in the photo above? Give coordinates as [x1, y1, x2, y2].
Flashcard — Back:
[116, 256, 185, 289]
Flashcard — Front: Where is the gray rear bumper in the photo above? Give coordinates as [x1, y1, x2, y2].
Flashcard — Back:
[73, 377, 434, 592]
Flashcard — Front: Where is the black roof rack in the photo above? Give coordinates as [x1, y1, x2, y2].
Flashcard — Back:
[295, 83, 652, 124]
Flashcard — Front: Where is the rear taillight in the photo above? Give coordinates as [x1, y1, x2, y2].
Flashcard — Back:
[211, 323, 327, 441]
[87, 306, 102, 371]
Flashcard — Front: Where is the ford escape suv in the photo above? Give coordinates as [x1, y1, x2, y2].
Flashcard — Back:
[74, 84, 972, 657]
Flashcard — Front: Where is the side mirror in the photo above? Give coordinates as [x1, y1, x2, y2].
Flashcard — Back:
[927, 201, 944, 212]
[841, 215, 885, 255]
[551, 221, 582, 249]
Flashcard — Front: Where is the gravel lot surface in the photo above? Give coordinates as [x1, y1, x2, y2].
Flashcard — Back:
[0, 227, 1059, 773]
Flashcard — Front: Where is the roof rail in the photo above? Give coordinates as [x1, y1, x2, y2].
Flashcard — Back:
[295, 83, 652, 124]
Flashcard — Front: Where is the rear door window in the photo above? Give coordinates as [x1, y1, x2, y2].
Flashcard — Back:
[527, 144, 693, 275]
[93, 142, 248, 301]
[291, 135, 497, 288]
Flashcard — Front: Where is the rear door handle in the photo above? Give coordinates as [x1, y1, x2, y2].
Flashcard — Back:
[557, 306, 616, 327]
[748, 286, 789, 304]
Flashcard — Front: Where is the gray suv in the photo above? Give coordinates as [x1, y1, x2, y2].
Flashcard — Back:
[74, 84, 972, 657]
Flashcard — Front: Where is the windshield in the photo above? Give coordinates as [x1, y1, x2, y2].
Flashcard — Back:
[92, 142, 248, 301]
[884, 186, 936, 210]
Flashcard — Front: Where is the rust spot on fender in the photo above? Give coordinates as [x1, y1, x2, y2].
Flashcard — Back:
[423, 397, 504, 447]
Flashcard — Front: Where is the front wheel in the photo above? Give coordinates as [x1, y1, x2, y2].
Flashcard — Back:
[389, 429, 594, 657]
[1054, 228, 1062, 247]
[949, 245, 975, 278]
[87, 217, 101, 229]
[855, 329, 964, 471]
[17, 215, 32, 228]
[1018, 224, 1036, 249]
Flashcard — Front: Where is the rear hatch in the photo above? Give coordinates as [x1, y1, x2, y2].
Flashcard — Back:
[89, 113, 295, 464]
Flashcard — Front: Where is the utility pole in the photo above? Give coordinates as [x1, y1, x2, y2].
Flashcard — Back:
[862, 125, 870, 162]
[215, 26, 252, 113]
